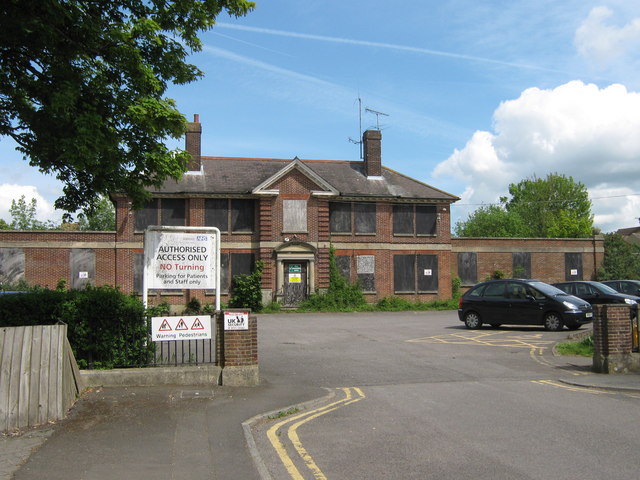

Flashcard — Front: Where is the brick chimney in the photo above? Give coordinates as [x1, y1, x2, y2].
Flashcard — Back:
[363, 129, 382, 178]
[185, 114, 202, 171]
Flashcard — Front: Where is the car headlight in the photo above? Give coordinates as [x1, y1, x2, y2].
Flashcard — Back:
[563, 301, 579, 310]
[625, 298, 637, 305]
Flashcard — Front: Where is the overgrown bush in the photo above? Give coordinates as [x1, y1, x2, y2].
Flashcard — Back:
[0, 285, 153, 369]
[229, 260, 264, 312]
[298, 247, 366, 312]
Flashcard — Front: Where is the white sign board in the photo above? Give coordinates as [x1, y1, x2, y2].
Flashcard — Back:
[151, 315, 212, 342]
[224, 311, 249, 331]
[145, 230, 218, 290]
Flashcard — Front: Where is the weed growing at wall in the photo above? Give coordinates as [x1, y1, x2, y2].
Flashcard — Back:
[298, 247, 366, 312]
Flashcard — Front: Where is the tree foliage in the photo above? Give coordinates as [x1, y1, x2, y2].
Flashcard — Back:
[455, 173, 594, 238]
[7, 195, 58, 230]
[0, 0, 254, 215]
[77, 195, 116, 230]
[598, 233, 640, 280]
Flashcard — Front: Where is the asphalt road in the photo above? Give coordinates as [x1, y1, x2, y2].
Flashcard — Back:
[251, 311, 640, 480]
[8, 310, 640, 480]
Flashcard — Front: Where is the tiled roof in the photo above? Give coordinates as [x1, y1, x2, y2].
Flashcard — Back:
[155, 156, 459, 202]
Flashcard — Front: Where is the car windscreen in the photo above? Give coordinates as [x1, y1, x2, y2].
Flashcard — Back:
[593, 282, 621, 294]
[528, 281, 567, 296]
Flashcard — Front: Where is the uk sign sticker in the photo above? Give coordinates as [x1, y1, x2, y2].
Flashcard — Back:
[224, 311, 249, 331]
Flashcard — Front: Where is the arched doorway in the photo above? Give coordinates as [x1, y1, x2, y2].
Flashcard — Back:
[275, 242, 316, 306]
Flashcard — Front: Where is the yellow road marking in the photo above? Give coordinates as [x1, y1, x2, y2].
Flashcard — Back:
[266, 387, 365, 480]
[531, 379, 612, 395]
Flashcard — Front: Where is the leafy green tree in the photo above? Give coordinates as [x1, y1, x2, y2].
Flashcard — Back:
[598, 233, 640, 280]
[0, 0, 254, 216]
[504, 173, 593, 238]
[454, 204, 525, 237]
[456, 173, 594, 238]
[8, 195, 58, 230]
[0, 218, 9, 230]
[77, 195, 116, 231]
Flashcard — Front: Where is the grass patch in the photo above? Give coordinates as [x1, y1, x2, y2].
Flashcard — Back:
[268, 407, 300, 419]
[555, 335, 594, 357]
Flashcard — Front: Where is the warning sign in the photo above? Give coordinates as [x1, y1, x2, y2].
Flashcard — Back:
[151, 315, 212, 341]
[224, 311, 249, 331]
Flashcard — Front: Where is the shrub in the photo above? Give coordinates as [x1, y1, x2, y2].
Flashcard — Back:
[229, 260, 264, 312]
[298, 247, 366, 312]
[0, 285, 153, 369]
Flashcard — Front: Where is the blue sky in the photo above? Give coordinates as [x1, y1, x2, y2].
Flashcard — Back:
[2, 0, 640, 232]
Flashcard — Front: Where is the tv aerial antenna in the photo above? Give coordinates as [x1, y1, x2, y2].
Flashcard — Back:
[348, 98, 390, 159]
[365, 107, 389, 130]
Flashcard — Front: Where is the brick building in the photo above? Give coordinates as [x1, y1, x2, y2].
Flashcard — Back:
[0, 116, 604, 307]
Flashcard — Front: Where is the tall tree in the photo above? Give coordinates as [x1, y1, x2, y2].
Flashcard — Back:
[598, 233, 640, 280]
[8, 195, 58, 230]
[456, 173, 594, 238]
[77, 195, 116, 230]
[0, 0, 254, 216]
[504, 173, 593, 238]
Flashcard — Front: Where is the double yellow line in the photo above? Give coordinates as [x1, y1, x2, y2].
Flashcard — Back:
[267, 387, 366, 480]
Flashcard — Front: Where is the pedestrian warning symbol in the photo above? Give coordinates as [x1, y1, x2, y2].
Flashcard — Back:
[175, 319, 188, 330]
[191, 318, 205, 330]
[151, 315, 212, 342]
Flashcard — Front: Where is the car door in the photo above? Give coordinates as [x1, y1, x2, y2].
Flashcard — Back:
[505, 281, 539, 324]
[576, 283, 606, 304]
[481, 281, 508, 323]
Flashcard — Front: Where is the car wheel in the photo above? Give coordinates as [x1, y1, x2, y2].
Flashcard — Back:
[464, 311, 482, 329]
[489, 323, 502, 328]
[543, 312, 563, 331]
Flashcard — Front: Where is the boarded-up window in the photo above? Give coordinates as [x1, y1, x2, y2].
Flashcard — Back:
[205, 199, 254, 233]
[393, 205, 413, 235]
[330, 203, 351, 233]
[335, 255, 351, 281]
[393, 204, 437, 236]
[205, 199, 229, 232]
[135, 199, 158, 231]
[162, 199, 186, 226]
[417, 255, 438, 291]
[512, 252, 531, 279]
[133, 252, 143, 293]
[231, 253, 254, 278]
[565, 253, 583, 280]
[357, 255, 375, 292]
[416, 205, 437, 235]
[0, 247, 25, 284]
[231, 199, 254, 232]
[283, 200, 307, 232]
[394, 255, 415, 293]
[135, 198, 185, 230]
[355, 203, 376, 234]
[70, 249, 95, 290]
[330, 202, 376, 234]
[220, 253, 230, 293]
[457, 253, 477, 285]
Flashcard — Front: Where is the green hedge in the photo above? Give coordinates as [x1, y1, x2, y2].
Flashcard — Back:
[0, 286, 153, 369]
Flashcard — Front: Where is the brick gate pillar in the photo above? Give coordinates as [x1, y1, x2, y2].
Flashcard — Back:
[592, 304, 638, 374]
[216, 311, 259, 386]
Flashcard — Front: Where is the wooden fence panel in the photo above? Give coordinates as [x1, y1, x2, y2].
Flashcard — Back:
[0, 325, 82, 432]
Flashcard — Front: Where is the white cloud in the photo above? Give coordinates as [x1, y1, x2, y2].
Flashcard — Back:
[575, 6, 640, 66]
[433, 80, 640, 233]
[0, 185, 57, 225]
